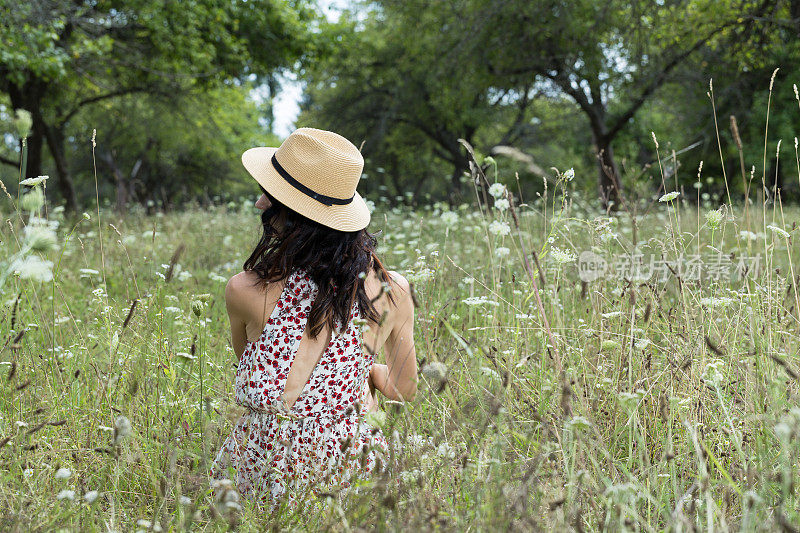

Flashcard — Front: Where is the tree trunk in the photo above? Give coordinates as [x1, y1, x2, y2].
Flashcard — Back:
[593, 133, 622, 210]
[43, 123, 78, 212]
[9, 80, 78, 211]
[447, 148, 470, 207]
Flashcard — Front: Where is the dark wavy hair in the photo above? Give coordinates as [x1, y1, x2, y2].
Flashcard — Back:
[243, 187, 396, 339]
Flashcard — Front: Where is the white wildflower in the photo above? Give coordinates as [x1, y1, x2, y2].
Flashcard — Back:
[700, 296, 735, 308]
[739, 230, 758, 241]
[365, 199, 376, 214]
[179, 495, 192, 505]
[19, 175, 48, 187]
[488, 220, 511, 237]
[563, 168, 575, 181]
[400, 469, 421, 483]
[436, 442, 456, 459]
[488, 182, 506, 199]
[54, 468, 72, 480]
[441, 210, 459, 227]
[659, 191, 679, 203]
[549, 246, 576, 265]
[494, 246, 510, 258]
[494, 198, 509, 211]
[462, 296, 499, 307]
[702, 359, 725, 387]
[209, 272, 227, 283]
[84, 490, 99, 504]
[767, 224, 790, 239]
[480, 366, 500, 380]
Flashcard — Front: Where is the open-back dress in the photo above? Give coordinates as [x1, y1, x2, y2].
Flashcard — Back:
[210, 268, 388, 509]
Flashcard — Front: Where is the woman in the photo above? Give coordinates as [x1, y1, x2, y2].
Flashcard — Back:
[211, 127, 418, 511]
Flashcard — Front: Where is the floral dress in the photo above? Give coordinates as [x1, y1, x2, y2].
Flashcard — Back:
[210, 268, 388, 510]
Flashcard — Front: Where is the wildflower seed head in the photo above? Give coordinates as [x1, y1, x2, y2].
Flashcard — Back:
[566, 415, 592, 432]
[702, 359, 725, 387]
[10, 255, 54, 282]
[13, 109, 33, 138]
[57, 489, 76, 501]
[113, 415, 132, 445]
[24, 224, 58, 253]
[365, 410, 387, 428]
[705, 208, 724, 230]
[21, 188, 45, 212]
[421, 361, 448, 383]
[769, 68, 779, 91]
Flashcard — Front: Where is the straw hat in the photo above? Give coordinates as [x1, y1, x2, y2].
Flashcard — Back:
[241, 127, 370, 232]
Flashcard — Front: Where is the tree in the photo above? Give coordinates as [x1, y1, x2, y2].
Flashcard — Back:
[299, 0, 537, 204]
[455, 0, 777, 208]
[0, 0, 314, 210]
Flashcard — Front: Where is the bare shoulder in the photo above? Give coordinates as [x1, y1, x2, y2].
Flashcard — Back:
[386, 270, 410, 293]
[385, 270, 414, 312]
[225, 271, 261, 313]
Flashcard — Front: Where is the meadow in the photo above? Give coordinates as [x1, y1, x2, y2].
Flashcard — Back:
[1, 158, 799, 531]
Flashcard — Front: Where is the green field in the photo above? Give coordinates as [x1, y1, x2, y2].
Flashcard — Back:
[1, 174, 799, 531]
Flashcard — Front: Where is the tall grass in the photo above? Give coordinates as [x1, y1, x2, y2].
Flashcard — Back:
[0, 79, 799, 531]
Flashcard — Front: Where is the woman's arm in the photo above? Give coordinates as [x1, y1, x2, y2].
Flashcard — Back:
[371, 274, 418, 401]
[225, 273, 249, 361]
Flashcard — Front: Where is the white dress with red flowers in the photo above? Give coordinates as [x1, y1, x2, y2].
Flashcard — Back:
[211, 268, 388, 510]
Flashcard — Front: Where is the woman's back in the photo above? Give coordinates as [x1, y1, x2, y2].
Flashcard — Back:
[226, 266, 417, 407]
[212, 267, 404, 509]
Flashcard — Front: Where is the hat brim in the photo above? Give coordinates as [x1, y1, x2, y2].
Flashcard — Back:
[241, 147, 371, 232]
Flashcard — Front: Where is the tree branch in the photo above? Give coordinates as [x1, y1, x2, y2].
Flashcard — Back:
[606, 21, 736, 140]
[0, 154, 19, 168]
[57, 87, 150, 128]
